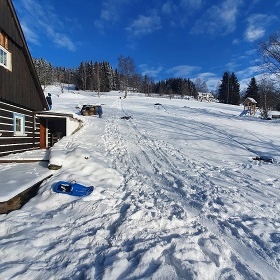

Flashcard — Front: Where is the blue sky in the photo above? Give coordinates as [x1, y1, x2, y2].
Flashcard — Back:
[13, 0, 280, 91]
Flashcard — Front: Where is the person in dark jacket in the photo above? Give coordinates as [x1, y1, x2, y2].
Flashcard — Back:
[97, 105, 103, 118]
[46, 93, 52, 110]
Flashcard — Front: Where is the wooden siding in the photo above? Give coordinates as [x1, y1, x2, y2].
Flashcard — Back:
[0, 101, 41, 156]
[0, 0, 48, 111]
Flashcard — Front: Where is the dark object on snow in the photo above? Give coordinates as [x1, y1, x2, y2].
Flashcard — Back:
[253, 156, 274, 163]
[80, 105, 102, 116]
[48, 164, 62, 170]
[154, 103, 162, 106]
[121, 116, 133, 120]
[97, 105, 103, 118]
[53, 180, 94, 196]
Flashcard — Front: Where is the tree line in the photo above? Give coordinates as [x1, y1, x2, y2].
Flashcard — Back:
[33, 29, 280, 116]
[216, 29, 280, 117]
[33, 56, 280, 118]
[217, 72, 280, 117]
[33, 56, 198, 98]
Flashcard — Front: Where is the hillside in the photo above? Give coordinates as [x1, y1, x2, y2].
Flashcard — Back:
[0, 86, 279, 280]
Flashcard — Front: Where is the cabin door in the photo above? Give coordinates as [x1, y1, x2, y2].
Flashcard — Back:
[39, 119, 47, 148]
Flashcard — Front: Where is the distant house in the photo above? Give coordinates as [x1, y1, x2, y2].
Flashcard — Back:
[243, 97, 257, 115]
[197, 92, 215, 102]
[0, 0, 49, 156]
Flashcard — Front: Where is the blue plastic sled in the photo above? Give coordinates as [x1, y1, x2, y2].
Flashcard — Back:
[53, 180, 94, 197]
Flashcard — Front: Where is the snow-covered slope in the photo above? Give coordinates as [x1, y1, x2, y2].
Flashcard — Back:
[0, 86, 279, 279]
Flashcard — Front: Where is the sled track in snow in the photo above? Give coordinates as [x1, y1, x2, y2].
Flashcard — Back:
[101, 99, 280, 279]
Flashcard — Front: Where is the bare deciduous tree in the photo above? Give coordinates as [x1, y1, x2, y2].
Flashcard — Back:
[258, 78, 280, 118]
[118, 55, 136, 98]
[258, 30, 280, 77]
[194, 78, 208, 93]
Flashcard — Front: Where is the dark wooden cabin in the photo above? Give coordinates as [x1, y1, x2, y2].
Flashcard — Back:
[0, 0, 49, 156]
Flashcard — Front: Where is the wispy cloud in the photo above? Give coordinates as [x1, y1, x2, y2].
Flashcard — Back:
[14, 0, 76, 51]
[244, 26, 265, 42]
[195, 72, 221, 91]
[167, 65, 201, 77]
[236, 65, 261, 78]
[244, 14, 277, 42]
[197, 66, 262, 91]
[94, 0, 132, 31]
[225, 62, 241, 70]
[161, 0, 204, 27]
[190, 0, 242, 36]
[237, 65, 265, 90]
[139, 64, 164, 78]
[245, 49, 257, 56]
[47, 30, 76, 52]
[179, 0, 205, 10]
[161, 0, 204, 17]
[20, 21, 40, 45]
[197, 72, 217, 80]
[126, 12, 162, 37]
[161, 1, 178, 16]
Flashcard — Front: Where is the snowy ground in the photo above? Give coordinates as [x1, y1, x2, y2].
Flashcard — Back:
[0, 86, 280, 280]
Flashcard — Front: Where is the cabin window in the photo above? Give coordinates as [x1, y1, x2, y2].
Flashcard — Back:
[13, 113, 26, 136]
[0, 45, 11, 71]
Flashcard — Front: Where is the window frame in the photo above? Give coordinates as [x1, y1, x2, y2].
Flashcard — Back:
[13, 113, 26, 136]
[0, 45, 12, 71]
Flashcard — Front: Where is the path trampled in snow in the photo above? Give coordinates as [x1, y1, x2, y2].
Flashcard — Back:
[0, 88, 279, 279]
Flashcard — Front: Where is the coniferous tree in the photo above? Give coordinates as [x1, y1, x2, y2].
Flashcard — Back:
[153, 78, 197, 97]
[218, 72, 230, 103]
[142, 75, 149, 95]
[76, 62, 89, 90]
[112, 69, 120, 91]
[93, 62, 101, 96]
[141, 75, 154, 96]
[87, 61, 95, 92]
[186, 78, 198, 98]
[230, 72, 240, 105]
[244, 77, 259, 103]
[33, 58, 53, 90]
[99, 62, 110, 92]
[157, 81, 165, 95]
[54, 66, 67, 93]
[131, 73, 142, 92]
[105, 62, 114, 91]
[66, 68, 75, 91]
[218, 72, 240, 105]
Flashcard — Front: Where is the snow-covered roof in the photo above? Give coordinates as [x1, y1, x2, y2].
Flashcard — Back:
[197, 92, 214, 97]
[244, 97, 257, 104]
[36, 111, 74, 118]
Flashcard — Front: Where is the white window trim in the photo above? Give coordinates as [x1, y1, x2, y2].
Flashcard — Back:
[13, 113, 26, 136]
[0, 45, 12, 71]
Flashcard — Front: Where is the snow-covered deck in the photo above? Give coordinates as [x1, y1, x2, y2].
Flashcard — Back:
[0, 149, 53, 203]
